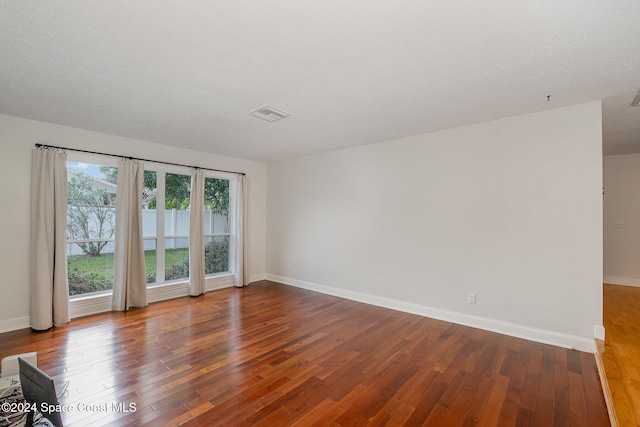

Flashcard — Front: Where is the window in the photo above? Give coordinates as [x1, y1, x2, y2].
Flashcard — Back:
[204, 177, 230, 275]
[66, 160, 118, 296]
[146, 172, 231, 282]
[141, 170, 158, 284]
[66, 157, 236, 300]
[162, 172, 191, 282]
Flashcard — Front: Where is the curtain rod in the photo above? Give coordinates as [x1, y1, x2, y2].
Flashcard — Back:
[34, 143, 246, 176]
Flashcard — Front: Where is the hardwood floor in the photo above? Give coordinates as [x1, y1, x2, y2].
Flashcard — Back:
[0, 281, 609, 426]
[602, 283, 640, 426]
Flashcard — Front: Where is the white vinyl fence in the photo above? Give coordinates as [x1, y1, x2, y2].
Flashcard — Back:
[67, 208, 228, 256]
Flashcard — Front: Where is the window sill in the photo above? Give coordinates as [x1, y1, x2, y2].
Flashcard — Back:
[69, 273, 235, 319]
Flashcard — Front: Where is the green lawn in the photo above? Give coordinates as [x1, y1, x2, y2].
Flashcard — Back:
[67, 248, 189, 294]
[67, 239, 228, 296]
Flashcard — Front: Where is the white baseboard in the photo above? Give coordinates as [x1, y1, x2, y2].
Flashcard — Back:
[250, 273, 267, 283]
[0, 316, 30, 334]
[2, 273, 601, 353]
[204, 274, 235, 293]
[266, 274, 598, 354]
[1, 275, 238, 333]
[70, 293, 112, 318]
[68, 275, 237, 320]
[603, 276, 640, 287]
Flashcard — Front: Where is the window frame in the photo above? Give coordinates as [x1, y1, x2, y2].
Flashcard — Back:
[65, 153, 119, 299]
[65, 153, 238, 318]
[203, 174, 233, 277]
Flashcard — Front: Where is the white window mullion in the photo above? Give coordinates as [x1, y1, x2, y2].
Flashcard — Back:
[228, 179, 237, 275]
[156, 171, 166, 283]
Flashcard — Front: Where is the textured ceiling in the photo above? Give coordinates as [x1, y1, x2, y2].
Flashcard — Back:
[1, 1, 639, 162]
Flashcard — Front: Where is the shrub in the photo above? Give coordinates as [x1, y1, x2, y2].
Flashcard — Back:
[165, 262, 190, 281]
[68, 237, 230, 293]
[68, 267, 112, 295]
[205, 237, 229, 274]
[160, 238, 230, 281]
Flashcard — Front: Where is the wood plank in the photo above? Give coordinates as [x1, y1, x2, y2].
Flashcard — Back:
[0, 281, 609, 426]
[601, 283, 640, 426]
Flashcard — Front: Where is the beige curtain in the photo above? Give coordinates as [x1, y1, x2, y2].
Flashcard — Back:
[112, 159, 147, 311]
[234, 175, 249, 287]
[189, 169, 205, 296]
[30, 149, 70, 330]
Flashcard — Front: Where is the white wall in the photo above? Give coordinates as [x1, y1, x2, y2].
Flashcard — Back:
[267, 102, 603, 351]
[0, 113, 267, 331]
[603, 153, 640, 286]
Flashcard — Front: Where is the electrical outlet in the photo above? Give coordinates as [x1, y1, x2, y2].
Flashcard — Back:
[467, 293, 476, 304]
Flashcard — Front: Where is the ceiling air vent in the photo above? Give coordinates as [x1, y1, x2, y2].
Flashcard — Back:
[249, 105, 290, 122]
